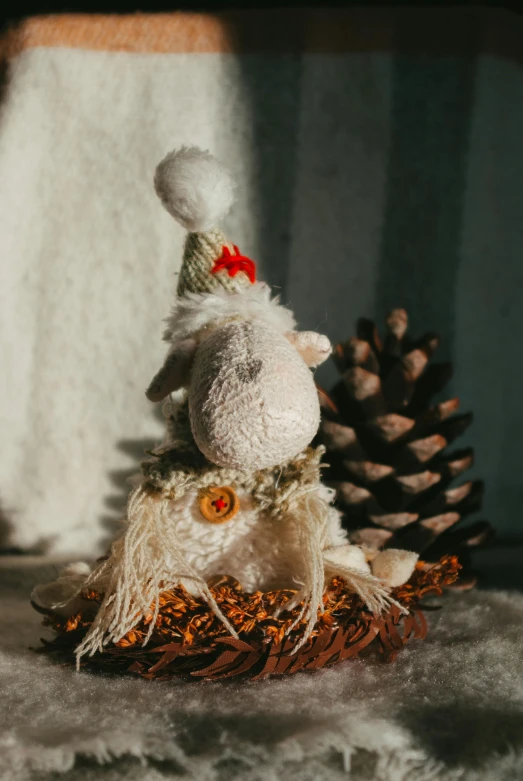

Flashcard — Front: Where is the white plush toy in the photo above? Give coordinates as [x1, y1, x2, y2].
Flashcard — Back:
[33, 147, 418, 662]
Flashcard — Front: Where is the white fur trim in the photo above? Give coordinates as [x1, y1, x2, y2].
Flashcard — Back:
[154, 146, 236, 232]
[164, 282, 296, 343]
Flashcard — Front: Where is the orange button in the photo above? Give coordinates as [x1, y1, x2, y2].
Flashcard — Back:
[199, 486, 240, 524]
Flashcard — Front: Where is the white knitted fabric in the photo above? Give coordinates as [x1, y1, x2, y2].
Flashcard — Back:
[120, 482, 347, 595]
[32, 456, 402, 663]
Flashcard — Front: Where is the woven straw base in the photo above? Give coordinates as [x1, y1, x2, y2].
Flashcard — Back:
[35, 557, 459, 680]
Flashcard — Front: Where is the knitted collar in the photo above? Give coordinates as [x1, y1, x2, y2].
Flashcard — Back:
[141, 398, 324, 518]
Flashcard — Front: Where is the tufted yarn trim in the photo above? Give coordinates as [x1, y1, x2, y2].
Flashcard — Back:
[164, 281, 296, 343]
[211, 244, 257, 283]
[145, 398, 326, 518]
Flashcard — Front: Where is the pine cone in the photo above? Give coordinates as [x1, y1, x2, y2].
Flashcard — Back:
[318, 309, 492, 589]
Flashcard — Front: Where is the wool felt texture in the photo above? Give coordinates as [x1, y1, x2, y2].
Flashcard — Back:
[2, 557, 523, 781]
[154, 147, 236, 234]
[371, 550, 421, 589]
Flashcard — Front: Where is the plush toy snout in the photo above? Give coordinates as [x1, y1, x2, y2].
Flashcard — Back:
[146, 321, 331, 469]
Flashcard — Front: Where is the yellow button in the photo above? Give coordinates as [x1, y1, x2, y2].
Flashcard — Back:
[199, 486, 240, 524]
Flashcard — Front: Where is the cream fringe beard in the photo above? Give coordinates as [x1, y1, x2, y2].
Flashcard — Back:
[274, 490, 398, 654]
[74, 485, 399, 665]
[74, 486, 238, 665]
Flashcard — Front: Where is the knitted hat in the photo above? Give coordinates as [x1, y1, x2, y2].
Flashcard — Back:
[154, 147, 256, 297]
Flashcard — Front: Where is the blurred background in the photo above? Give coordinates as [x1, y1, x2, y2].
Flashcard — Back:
[0, 2, 521, 588]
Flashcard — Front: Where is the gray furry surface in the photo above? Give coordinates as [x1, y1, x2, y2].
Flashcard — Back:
[1, 558, 522, 781]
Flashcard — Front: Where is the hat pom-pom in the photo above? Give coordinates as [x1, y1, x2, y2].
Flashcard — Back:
[154, 146, 236, 233]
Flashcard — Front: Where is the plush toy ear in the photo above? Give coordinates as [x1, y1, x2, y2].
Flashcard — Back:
[285, 331, 332, 368]
[146, 338, 198, 402]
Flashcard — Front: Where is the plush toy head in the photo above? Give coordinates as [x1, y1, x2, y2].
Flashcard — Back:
[147, 146, 331, 470]
[190, 319, 326, 469]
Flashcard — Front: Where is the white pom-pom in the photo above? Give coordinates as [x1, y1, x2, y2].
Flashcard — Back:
[154, 146, 236, 232]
